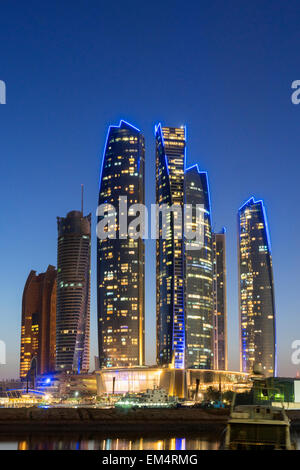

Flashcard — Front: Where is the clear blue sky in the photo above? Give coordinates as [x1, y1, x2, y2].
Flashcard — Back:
[0, 0, 299, 379]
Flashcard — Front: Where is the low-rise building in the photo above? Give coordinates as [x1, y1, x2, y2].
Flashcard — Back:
[96, 367, 250, 399]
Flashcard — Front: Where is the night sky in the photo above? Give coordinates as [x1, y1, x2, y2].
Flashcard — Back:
[1, 0, 300, 379]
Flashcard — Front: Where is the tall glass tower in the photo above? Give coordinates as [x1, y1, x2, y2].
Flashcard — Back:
[56, 210, 91, 374]
[184, 165, 214, 369]
[97, 120, 145, 368]
[213, 229, 228, 370]
[238, 197, 276, 377]
[155, 125, 186, 369]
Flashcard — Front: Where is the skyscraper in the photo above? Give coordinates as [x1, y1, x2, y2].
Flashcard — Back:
[155, 125, 186, 369]
[20, 265, 56, 378]
[213, 229, 228, 371]
[238, 197, 276, 377]
[97, 120, 145, 368]
[56, 210, 91, 373]
[184, 165, 214, 369]
[155, 126, 215, 371]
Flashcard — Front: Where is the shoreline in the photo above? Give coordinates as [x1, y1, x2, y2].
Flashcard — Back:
[0, 407, 299, 435]
[0, 407, 228, 434]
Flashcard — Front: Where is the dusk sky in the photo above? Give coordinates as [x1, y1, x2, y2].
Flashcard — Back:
[1, 0, 300, 379]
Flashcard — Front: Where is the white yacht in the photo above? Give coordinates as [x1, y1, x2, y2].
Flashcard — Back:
[115, 387, 178, 409]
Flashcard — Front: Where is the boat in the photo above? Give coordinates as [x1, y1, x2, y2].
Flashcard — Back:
[223, 388, 296, 450]
[115, 387, 178, 409]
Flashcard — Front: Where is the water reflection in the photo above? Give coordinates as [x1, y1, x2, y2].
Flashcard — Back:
[1, 431, 299, 450]
[0, 435, 220, 450]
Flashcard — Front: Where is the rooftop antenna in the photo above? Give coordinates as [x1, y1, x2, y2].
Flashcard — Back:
[81, 184, 84, 215]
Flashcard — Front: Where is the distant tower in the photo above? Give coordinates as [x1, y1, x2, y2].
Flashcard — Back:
[20, 265, 57, 378]
[56, 210, 91, 373]
[213, 229, 228, 370]
[97, 120, 145, 368]
[238, 197, 276, 377]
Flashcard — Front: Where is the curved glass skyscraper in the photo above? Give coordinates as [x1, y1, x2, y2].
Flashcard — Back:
[238, 197, 276, 377]
[56, 210, 91, 374]
[97, 120, 145, 368]
[155, 125, 186, 369]
[155, 126, 214, 370]
[184, 165, 214, 369]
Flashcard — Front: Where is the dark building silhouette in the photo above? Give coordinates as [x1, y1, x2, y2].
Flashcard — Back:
[213, 229, 228, 370]
[238, 197, 276, 377]
[185, 165, 214, 369]
[56, 210, 91, 373]
[20, 265, 57, 378]
[97, 120, 145, 368]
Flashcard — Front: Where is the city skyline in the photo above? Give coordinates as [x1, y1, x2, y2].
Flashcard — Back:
[17, 120, 276, 379]
[1, 1, 300, 379]
[1, 120, 292, 379]
[2, 118, 296, 379]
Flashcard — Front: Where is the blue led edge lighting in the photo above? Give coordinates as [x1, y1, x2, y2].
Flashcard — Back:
[154, 122, 164, 146]
[260, 200, 277, 376]
[238, 196, 256, 212]
[119, 119, 141, 132]
[260, 200, 272, 255]
[99, 125, 114, 191]
[238, 196, 277, 376]
[185, 163, 212, 217]
[204, 171, 212, 225]
[99, 120, 141, 190]
[185, 165, 212, 224]
[185, 163, 200, 173]
[183, 125, 187, 172]
[155, 123, 169, 177]
[155, 123, 187, 369]
[154, 122, 163, 137]
[238, 196, 272, 254]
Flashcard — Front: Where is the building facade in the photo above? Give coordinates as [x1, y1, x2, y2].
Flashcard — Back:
[238, 197, 276, 377]
[20, 265, 56, 378]
[155, 125, 215, 370]
[213, 229, 228, 370]
[184, 165, 214, 369]
[96, 366, 250, 398]
[56, 210, 91, 373]
[97, 120, 145, 368]
[155, 125, 186, 369]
